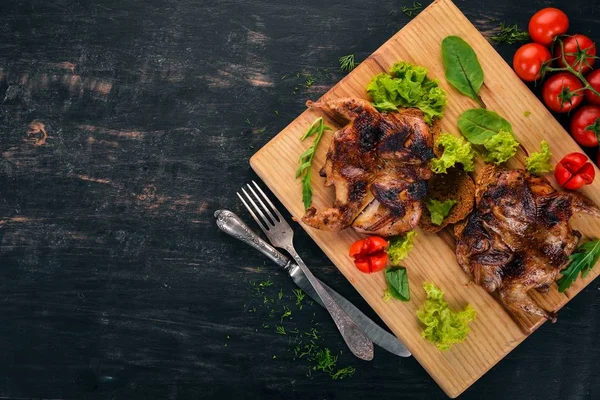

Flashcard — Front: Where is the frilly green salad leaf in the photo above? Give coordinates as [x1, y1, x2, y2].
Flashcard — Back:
[481, 130, 520, 164]
[525, 140, 553, 175]
[387, 231, 417, 265]
[366, 61, 447, 124]
[417, 283, 477, 351]
[385, 267, 410, 302]
[427, 199, 457, 225]
[441, 36, 485, 108]
[457, 108, 514, 144]
[430, 133, 476, 174]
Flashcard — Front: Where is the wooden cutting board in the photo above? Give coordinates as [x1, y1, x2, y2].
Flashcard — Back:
[249, 0, 600, 397]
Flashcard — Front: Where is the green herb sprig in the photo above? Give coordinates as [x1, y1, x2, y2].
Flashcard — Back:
[490, 23, 530, 44]
[401, 2, 422, 18]
[338, 54, 356, 72]
[296, 118, 333, 209]
[557, 240, 600, 292]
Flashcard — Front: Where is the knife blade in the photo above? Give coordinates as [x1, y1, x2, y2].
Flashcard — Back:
[215, 209, 411, 358]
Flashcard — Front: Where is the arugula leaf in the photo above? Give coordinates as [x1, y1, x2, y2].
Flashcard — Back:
[458, 108, 514, 144]
[427, 199, 457, 225]
[557, 240, 600, 292]
[525, 140, 553, 175]
[296, 118, 332, 209]
[441, 36, 485, 108]
[481, 130, 520, 164]
[430, 133, 476, 174]
[387, 231, 417, 265]
[385, 267, 410, 302]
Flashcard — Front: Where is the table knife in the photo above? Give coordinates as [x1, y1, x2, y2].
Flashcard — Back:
[215, 209, 411, 358]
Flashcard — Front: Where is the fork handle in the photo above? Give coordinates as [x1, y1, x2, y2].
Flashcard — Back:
[285, 247, 374, 361]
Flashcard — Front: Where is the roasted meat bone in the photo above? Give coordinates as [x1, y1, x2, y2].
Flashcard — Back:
[455, 166, 600, 322]
[301, 98, 434, 237]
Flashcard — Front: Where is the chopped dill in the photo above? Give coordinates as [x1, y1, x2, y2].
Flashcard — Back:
[293, 288, 306, 309]
[275, 325, 286, 335]
[278, 288, 283, 300]
[401, 2, 422, 18]
[331, 366, 355, 380]
[280, 305, 292, 323]
[338, 54, 356, 72]
[490, 22, 530, 44]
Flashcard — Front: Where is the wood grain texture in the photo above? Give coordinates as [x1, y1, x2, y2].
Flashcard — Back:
[250, 0, 600, 397]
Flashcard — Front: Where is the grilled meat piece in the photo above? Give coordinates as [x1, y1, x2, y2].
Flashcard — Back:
[455, 166, 600, 322]
[301, 98, 434, 235]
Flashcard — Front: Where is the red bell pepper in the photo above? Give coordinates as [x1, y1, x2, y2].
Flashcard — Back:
[349, 236, 389, 273]
[554, 152, 595, 190]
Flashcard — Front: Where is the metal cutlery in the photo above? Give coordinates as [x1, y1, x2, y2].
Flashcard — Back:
[215, 209, 411, 358]
[237, 181, 374, 361]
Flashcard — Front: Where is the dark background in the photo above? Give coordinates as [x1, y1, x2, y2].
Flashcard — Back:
[0, 0, 598, 399]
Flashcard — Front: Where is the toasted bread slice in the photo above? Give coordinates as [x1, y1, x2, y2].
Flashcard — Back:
[420, 168, 475, 233]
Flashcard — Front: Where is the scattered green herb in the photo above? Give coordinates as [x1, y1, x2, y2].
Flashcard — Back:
[427, 199, 457, 225]
[441, 36, 486, 108]
[523, 111, 531, 117]
[293, 288, 306, 309]
[457, 108, 514, 144]
[366, 61, 447, 124]
[525, 140, 552, 175]
[490, 22, 530, 44]
[245, 118, 251, 125]
[401, 1, 422, 18]
[385, 267, 410, 301]
[331, 366, 356, 380]
[557, 240, 600, 292]
[281, 305, 292, 323]
[387, 231, 417, 265]
[276, 325, 286, 335]
[296, 118, 333, 209]
[417, 283, 477, 351]
[481, 130, 520, 164]
[431, 133, 476, 173]
[338, 54, 357, 72]
[382, 289, 392, 302]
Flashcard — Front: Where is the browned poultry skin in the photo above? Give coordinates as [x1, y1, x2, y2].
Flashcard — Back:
[301, 98, 434, 235]
[455, 166, 600, 322]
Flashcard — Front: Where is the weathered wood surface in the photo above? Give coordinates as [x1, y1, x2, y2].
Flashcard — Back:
[0, 0, 599, 398]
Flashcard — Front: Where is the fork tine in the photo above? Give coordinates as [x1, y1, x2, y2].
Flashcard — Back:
[246, 183, 278, 223]
[251, 181, 283, 220]
[240, 187, 273, 230]
[237, 192, 269, 233]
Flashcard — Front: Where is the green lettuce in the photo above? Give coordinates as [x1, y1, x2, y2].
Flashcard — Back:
[366, 61, 447, 124]
[525, 140, 552, 175]
[427, 199, 457, 225]
[430, 133, 476, 174]
[387, 231, 417, 265]
[417, 283, 477, 351]
[481, 129, 519, 164]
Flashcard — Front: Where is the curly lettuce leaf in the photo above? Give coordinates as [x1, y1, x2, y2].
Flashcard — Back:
[430, 133, 476, 174]
[525, 140, 552, 175]
[387, 231, 417, 265]
[417, 283, 477, 351]
[366, 61, 447, 124]
[481, 129, 519, 164]
[427, 199, 457, 225]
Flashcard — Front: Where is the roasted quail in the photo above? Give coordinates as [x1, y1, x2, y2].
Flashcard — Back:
[301, 98, 434, 236]
[455, 165, 600, 321]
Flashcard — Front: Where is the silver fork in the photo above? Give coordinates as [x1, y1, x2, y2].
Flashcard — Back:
[237, 181, 374, 361]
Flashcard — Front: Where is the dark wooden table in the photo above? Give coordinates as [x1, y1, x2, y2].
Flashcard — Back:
[1, 0, 599, 398]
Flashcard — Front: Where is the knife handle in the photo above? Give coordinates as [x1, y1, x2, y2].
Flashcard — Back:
[215, 209, 292, 270]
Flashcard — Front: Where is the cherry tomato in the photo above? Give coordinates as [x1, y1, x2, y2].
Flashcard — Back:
[554, 34, 597, 74]
[554, 152, 595, 190]
[528, 8, 569, 46]
[513, 43, 552, 82]
[349, 236, 388, 273]
[584, 69, 600, 106]
[542, 72, 584, 113]
[570, 105, 600, 147]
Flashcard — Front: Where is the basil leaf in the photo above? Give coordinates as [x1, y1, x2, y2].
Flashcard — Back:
[457, 108, 514, 144]
[441, 36, 485, 108]
[385, 267, 410, 302]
